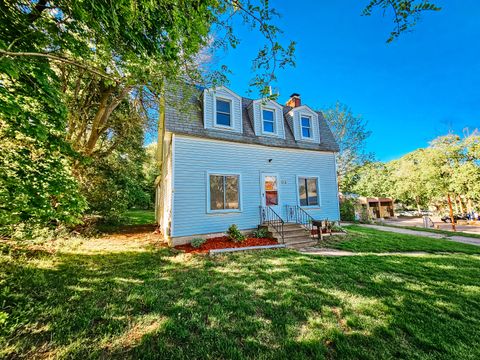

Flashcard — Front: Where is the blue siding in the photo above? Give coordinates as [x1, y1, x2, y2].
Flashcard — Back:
[172, 135, 340, 237]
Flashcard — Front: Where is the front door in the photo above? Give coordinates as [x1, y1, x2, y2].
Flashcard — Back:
[261, 173, 280, 214]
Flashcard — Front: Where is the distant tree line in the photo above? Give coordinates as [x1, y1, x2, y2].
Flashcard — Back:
[347, 132, 480, 220]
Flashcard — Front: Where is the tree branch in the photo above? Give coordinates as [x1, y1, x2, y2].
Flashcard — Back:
[0, 50, 118, 82]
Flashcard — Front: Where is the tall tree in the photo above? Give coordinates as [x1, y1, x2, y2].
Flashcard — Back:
[353, 162, 393, 198]
[322, 102, 373, 192]
[0, 0, 295, 232]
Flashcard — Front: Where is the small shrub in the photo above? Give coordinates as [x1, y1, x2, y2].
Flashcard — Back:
[191, 238, 206, 248]
[359, 207, 371, 223]
[227, 224, 245, 243]
[253, 227, 270, 239]
[340, 199, 356, 221]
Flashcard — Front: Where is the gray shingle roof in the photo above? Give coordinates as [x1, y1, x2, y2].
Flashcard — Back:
[165, 91, 340, 153]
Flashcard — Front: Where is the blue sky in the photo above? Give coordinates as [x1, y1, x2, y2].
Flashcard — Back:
[214, 0, 480, 161]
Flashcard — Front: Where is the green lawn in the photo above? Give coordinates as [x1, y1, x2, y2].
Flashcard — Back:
[95, 209, 156, 233]
[327, 225, 480, 254]
[383, 224, 480, 240]
[1, 229, 480, 359]
[123, 209, 156, 225]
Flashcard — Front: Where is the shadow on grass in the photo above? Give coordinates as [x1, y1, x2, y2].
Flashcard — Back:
[1, 246, 480, 359]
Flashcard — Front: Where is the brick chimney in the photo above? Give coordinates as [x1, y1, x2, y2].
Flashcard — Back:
[286, 93, 301, 108]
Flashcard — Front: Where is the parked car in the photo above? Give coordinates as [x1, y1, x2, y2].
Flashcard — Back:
[441, 214, 467, 223]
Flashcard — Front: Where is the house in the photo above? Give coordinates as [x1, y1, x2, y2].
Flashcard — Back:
[155, 86, 340, 246]
[357, 197, 395, 219]
[341, 194, 395, 220]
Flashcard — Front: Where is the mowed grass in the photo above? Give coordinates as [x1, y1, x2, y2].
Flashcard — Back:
[327, 225, 480, 254]
[123, 209, 156, 225]
[1, 229, 480, 359]
[96, 209, 156, 233]
[386, 224, 480, 240]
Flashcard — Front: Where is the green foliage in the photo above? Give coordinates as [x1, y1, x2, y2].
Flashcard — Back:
[0, 55, 86, 238]
[353, 162, 393, 198]
[80, 151, 152, 220]
[339, 199, 356, 222]
[352, 131, 480, 213]
[191, 238, 206, 248]
[363, 1, 441, 43]
[322, 102, 373, 192]
[0, 0, 297, 237]
[252, 227, 270, 239]
[227, 224, 246, 243]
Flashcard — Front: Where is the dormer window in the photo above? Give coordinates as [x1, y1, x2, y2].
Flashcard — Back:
[288, 106, 320, 143]
[249, 99, 285, 138]
[203, 86, 242, 133]
[301, 115, 312, 138]
[215, 98, 232, 127]
[262, 109, 275, 133]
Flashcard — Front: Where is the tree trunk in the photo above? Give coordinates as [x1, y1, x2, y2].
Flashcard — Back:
[458, 195, 466, 214]
[467, 199, 473, 214]
[447, 193, 456, 231]
[453, 195, 459, 214]
[415, 197, 421, 213]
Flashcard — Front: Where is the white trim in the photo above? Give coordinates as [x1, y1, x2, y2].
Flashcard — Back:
[214, 96, 235, 130]
[333, 156, 340, 220]
[296, 175, 321, 208]
[206, 171, 243, 214]
[251, 99, 284, 138]
[260, 172, 281, 212]
[171, 134, 176, 237]
[212, 86, 242, 101]
[260, 107, 276, 135]
[300, 114, 313, 140]
[288, 104, 317, 115]
[203, 90, 207, 129]
[288, 105, 320, 143]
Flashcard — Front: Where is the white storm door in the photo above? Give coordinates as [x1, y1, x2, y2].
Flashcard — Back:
[261, 173, 281, 214]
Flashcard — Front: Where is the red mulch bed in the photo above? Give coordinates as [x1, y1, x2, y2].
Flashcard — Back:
[175, 236, 278, 254]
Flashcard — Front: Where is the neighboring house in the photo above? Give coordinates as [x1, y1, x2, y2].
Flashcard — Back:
[359, 197, 395, 219]
[155, 86, 340, 246]
[341, 193, 395, 220]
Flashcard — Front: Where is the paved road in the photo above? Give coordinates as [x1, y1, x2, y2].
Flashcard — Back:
[357, 224, 480, 247]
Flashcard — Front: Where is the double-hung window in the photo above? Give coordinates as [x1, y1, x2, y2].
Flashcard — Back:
[298, 177, 319, 207]
[262, 109, 275, 134]
[301, 115, 312, 138]
[209, 174, 240, 211]
[216, 99, 232, 127]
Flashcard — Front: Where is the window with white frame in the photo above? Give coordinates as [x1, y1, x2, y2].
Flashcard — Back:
[209, 174, 240, 211]
[262, 108, 275, 133]
[215, 98, 232, 127]
[298, 177, 319, 206]
[301, 115, 312, 138]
